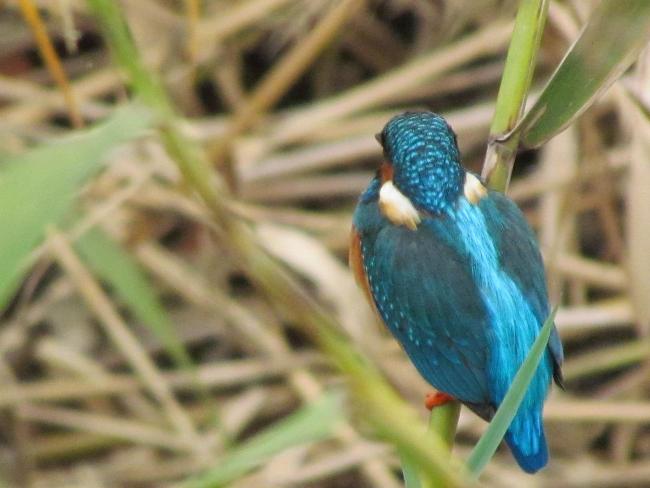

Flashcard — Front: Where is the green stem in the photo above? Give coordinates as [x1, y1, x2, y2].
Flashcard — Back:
[420, 401, 461, 488]
[482, 0, 549, 192]
[421, 1, 550, 483]
[428, 401, 462, 450]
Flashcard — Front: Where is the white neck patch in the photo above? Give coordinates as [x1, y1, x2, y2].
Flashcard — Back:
[463, 173, 487, 204]
[379, 181, 421, 230]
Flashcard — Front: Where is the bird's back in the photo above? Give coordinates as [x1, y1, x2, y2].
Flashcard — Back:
[352, 181, 562, 473]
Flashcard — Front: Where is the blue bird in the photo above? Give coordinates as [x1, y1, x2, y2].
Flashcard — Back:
[350, 111, 564, 473]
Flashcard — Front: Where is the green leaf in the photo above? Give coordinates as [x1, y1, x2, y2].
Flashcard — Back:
[399, 450, 422, 488]
[466, 308, 557, 479]
[75, 228, 192, 368]
[184, 392, 344, 488]
[85, 0, 171, 114]
[0, 104, 152, 311]
[517, 0, 650, 147]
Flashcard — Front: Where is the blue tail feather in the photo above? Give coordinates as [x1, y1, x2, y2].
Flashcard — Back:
[505, 428, 548, 474]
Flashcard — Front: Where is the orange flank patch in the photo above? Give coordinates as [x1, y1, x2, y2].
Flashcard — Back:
[349, 227, 373, 304]
[379, 161, 394, 183]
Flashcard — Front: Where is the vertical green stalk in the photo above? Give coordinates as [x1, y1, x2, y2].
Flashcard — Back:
[428, 401, 461, 450]
[419, 2, 550, 485]
[401, 400, 461, 488]
[482, 0, 549, 192]
[86, 0, 170, 114]
[420, 401, 461, 488]
[418, 398, 461, 488]
[86, 0, 225, 218]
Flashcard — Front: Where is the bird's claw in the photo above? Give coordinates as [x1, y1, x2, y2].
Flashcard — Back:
[425, 391, 454, 410]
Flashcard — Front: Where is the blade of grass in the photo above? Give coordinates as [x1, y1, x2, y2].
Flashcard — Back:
[489, 0, 549, 135]
[85, 0, 172, 115]
[0, 104, 152, 311]
[399, 453, 422, 488]
[515, 0, 650, 148]
[184, 392, 343, 488]
[465, 308, 557, 479]
[428, 400, 461, 451]
[75, 228, 192, 368]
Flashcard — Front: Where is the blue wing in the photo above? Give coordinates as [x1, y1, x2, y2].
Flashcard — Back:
[479, 192, 564, 384]
[352, 179, 559, 472]
[353, 185, 492, 410]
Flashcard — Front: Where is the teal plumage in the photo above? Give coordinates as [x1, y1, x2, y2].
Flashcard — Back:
[351, 112, 563, 473]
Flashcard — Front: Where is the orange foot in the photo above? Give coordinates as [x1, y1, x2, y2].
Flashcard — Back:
[425, 392, 454, 410]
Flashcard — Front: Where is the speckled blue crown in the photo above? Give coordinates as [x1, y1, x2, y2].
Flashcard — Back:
[381, 111, 464, 214]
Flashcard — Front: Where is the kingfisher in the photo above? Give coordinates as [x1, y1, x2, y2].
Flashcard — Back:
[350, 111, 564, 473]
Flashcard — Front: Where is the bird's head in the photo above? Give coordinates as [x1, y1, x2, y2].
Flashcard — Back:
[375, 112, 465, 221]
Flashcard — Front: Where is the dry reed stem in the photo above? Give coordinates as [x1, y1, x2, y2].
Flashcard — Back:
[556, 299, 634, 335]
[545, 400, 650, 423]
[198, 0, 294, 46]
[134, 241, 401, 488]
[35, 338, 167, 423]
[0, 353, 320, 407]
[0, 68, 120, 126]
[270, 21, 513, 145]
[183, 0, 201, 64]
[209, 0, 366, 169]
[620, 59, 650, 332]
[17, 0, 83, 128]
[46, 229, 201, 450]
[548, 253, 627, 291]
[18, 404, 193, 451]
[539, 127, 579, 301]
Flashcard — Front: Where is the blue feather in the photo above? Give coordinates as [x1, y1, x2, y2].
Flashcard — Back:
[480, 193, 564, 383]
[354, 189, 556, 465]
[507, 430, 548, 474]
[451, 196, 553, 468]
[354, 184, 491, 404]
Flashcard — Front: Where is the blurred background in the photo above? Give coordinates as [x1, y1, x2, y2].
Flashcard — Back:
[1, 0, 650, 487]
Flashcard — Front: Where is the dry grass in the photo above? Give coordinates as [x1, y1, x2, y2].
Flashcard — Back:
[1, 1, 649, 487]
